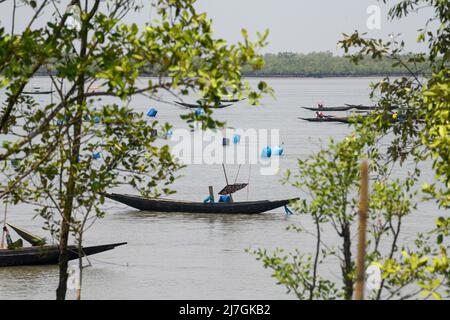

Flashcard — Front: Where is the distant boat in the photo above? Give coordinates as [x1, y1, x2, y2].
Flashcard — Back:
[221, 98, 246, 103]
[344, 104, 397, 111]
[301, 104, 396, 112]
[0, 242, 127, 267]
[22, 90, 55, 95]
[301, 106, 353, 112]
[174, 101, 232, 109]
[103, 193, 296, 214]
[298, 116, 365, 124]
[0, 223, 126, 267]
[298, 116, 345, 122]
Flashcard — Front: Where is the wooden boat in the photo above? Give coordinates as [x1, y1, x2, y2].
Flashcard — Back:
[0, 242, 126, 267]
[302, 105, 397, 112]
[301, 106, 352, 112]
[298, 116, 346, 122]
[221, 98, 246, 103]
[174, 101, 232, 109]
[345, 104, 397, 111]
[299, 116, 368, 124]
[104, 193, 296, 214]
[22, 90, 55, 95]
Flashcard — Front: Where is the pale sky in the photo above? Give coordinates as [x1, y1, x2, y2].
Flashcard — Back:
[0, 0, 432, 54]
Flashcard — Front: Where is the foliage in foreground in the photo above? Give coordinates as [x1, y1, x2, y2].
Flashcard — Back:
[252, 0, 450, 300]
[0, 0, 270, 299]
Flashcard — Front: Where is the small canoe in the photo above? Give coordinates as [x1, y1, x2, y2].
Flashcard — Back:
[174, 101, 232, 109]
[104, 193, 297, 214]
[221, 98, 246, 103]
[298, 116, 345, 122]
[22, 90, 55, 95]
[298, 116, 367, 124]
[0, 242, 126, 267]
[301, 106, 352, 112]
[344, 104, 397, 111]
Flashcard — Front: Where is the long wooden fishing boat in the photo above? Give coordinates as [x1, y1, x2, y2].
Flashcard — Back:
[221, 98, 246, 103]
[22, 90, 55, 95]
[104, 193, 296, 214]
[174, 101, 232, 109]
[301, 106, 353, 112]
[345, 104, 397, 111]
[299, 116, 368, 124]
[298, 116, 346, 122]
[302, 104, 397, 112]
[0, 242, 126, 267]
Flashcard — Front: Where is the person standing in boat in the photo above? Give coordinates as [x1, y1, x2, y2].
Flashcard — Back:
[2, 226, 13, 248]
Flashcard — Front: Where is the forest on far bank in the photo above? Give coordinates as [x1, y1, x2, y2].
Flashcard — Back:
[29, 51, 431, 78]
[241, 51, 430, 77]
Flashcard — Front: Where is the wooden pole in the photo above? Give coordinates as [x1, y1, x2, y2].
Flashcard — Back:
[355, 160, 369, 300]
[221, 164, 233, 202]
[222, 163, 229, 185]
[1, 202, 7, 249]
[208, 186, 215, 203]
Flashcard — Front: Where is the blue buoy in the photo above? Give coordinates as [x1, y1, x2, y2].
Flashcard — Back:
[272, 145, 284, 156]
[147, 108, 158, 117]
[92, 152, 102, 159]
[233, 134, 241, 144]
[195, 108, 205, 116]
[165, 129, 173, 139]
[94, 116, 101, 124]
[261, 146, 272, 158]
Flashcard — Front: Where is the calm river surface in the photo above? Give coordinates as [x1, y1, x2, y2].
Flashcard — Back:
[0, 77, 440, 299]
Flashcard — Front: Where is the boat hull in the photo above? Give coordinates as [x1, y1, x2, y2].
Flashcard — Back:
[0, 242, 126, 267]
[298, 116, 367, 124]
[302, 105, 396, 112]
[22, 90, 55, 95]
[104, 193, 296, 214]
[174, 101, 232, 109]
[298, 117, 345, 122]
[345, 104, 398, 111]
[301, 106, 352, 112]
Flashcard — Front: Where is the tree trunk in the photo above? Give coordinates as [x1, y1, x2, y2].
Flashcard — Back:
[342, 223, 353, 300]
[56, 105, 83, 300]
[55, 1, 94, 299]
[56, 207, 72, 299]
[76, 235, 83, 300]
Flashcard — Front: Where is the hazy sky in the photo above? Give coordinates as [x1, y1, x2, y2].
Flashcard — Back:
[195, 0, 431, 53]
[0, 0, 432, 54]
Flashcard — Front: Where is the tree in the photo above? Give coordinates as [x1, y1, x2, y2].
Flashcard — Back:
[0, 0, 270, 299]
[253, 0, 450, 300]
[251, 130, 428, 299]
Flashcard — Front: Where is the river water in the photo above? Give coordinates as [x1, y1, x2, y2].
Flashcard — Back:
[0, 78, 440, 299]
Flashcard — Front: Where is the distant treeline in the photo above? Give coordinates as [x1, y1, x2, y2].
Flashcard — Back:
[241, 52, 430, 77]
[31, 51, 430, 78]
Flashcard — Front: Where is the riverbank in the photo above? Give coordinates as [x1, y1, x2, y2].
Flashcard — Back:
[30, 71, 420, 79]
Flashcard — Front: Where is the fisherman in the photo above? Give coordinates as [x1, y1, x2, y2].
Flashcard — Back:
[318, 103, 324, 109]
[2, 225, 23, 249]
[316, 111, 325, 119]
[3, 226, 13, 248]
